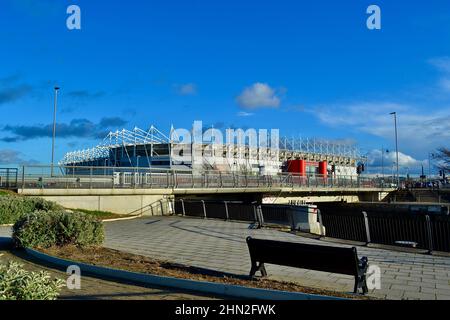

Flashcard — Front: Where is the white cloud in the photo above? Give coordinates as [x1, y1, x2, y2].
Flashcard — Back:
[236, 83, 281, 109]
[312, 102, 450, 155]
[368, 148, 423, 168]
[237, 111, 254, 117]
[429, 57, 450, 73]
[429, 57, 450, 92]
[175, 83, 197, 96]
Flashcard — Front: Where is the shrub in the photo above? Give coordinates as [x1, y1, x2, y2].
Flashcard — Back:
[0, 261, 64, 300]
[13, 210, 105, 248]
[0, 195, 62, 224]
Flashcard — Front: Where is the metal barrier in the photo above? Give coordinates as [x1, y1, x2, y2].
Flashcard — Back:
[174, 199, 301, 227]
[13, 164, 383, 190]
[320, 210, 450, 253]
[430, 215, 450, 252]
[320, 211, 367, 242]
[176, 200, 258, 222]
[0, 168, 18, 189]
[259, 205, 293, 226]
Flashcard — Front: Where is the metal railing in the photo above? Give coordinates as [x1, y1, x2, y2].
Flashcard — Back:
[175, 199, 450, 253]
[0, 168, 18, 189]
[319, 210, 450, 253]
[10, 164, 385, 190]
[174, 199, 294, 226]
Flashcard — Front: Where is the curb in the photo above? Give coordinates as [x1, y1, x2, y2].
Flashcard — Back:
[25, 248, 345, 300]
[0, 224, 13, 227]
[0, 237, 13, 249]
[102, 215, 142, 222]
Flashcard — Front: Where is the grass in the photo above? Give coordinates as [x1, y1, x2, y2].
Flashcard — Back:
[0, 190, 17, 196]
[71, 208, 137, 220]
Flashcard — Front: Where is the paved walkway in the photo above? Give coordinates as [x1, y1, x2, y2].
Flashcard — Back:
[103, 217, 450, 300]
[3, 218, 450, 300]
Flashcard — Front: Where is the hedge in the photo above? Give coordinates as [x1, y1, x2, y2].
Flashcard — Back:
[13, 210, 105, 248]
[0, 195, 61, 224]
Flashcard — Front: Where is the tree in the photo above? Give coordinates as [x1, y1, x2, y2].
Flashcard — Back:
[434, 147, 450, 171]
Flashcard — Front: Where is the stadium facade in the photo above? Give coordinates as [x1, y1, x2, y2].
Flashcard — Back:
[60, 122, 365, 177]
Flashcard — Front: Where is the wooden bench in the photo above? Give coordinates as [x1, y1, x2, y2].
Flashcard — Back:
[246, 236, 369, 294]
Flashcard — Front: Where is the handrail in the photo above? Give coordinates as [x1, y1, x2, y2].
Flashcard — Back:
[11, 164, 389, 190]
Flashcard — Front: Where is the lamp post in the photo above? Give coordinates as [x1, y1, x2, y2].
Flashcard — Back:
[51, 86, 60, 177]
[428, 152, 434, 180]
[390, 112, 400, 188]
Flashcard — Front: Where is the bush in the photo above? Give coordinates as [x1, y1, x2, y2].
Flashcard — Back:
[0, 195, 62, 224]
[0, 261, 64, 300]
[13, 210, 105, 248]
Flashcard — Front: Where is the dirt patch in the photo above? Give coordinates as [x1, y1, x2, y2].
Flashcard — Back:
[40, 245, 372, 300]
[66, 209, 137, 221]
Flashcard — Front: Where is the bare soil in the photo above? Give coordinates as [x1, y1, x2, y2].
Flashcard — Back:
[40, 245, 372, 299]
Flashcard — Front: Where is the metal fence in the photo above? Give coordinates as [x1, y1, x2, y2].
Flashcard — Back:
[175, 200, 258, 222]
[319, 210, 450, 252]
[7, 164, 382, 190]
[0, 168, 18, 189]
[175, 199, 450, 253]
[174, 199, 303, 230]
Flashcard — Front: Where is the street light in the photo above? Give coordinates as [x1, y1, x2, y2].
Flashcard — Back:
[428, 152, 435, 179]
[51, 86, 60, 176]
[390, 112, 400, 188]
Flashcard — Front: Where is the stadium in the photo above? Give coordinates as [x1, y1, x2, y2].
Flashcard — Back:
[60, 122, 366, 178]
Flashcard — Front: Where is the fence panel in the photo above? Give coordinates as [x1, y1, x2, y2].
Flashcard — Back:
[180, 201, 205, 218]
[320, 212, 367, 242]
[367, 213, 429, 249]
[260, 205, 291, 226]
[205, 202, 227, 219]
[174, 200, 184, 215]
[0, 168, 18, 189]
[431, 215, 450, 252]
[226, 202, 256, 221]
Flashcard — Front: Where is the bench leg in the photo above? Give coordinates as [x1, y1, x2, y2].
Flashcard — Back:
[354, 274, 368, 294]
[249, 261, 258, 277]
[257, 262, 267, 277]
[249, 261, 267, 278]
[354, 257, 369, 294]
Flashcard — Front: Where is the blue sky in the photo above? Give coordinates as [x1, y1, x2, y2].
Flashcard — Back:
[0, 0, 449, 174]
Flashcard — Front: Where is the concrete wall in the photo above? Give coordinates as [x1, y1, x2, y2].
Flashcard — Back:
[39, 194, 170, 215]
[18, 187, 391, 214]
